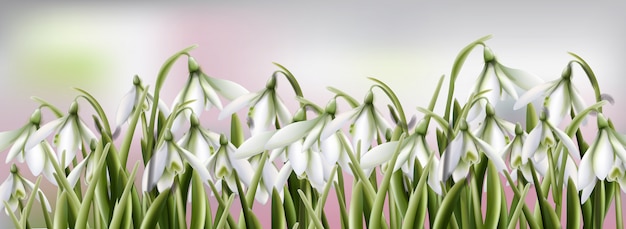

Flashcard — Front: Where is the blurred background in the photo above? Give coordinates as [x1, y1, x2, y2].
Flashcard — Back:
[1, 2, 625, 227]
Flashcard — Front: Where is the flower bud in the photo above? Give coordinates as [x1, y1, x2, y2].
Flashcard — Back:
[483, 47, 495, 62]
[364, 90, 374, 105]
[485, 103, 496, 117]
[10, 164, 18, 173]
[90, 139, 97, 151]
[188, 56, 200, 73]
[133, 75, 141, 86]
[561, 65, 572, 80]
[164, 130, 173, 141]
[219, 134, 228, 145]
[293, 108, 306, 122]
[265, 75, 277, 89]
[597, 113, 609, 129]
[515, 123, 523, 136]
[30, 109, 41, 125]
[190, 114, 200, 127]
[69, 101, 79, 115]
[325, 99, 337, 115]
[459, 120, 468, 131]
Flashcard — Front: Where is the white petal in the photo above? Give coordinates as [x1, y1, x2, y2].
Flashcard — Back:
[273, 95, 293, 128]
[302, 116, 328, 150]
[321, 133, 342, 164]
[67, 155, 90, 187]
[578, 152, 595, 191]
[115, 86, 137, 127]
[498, 64, 543, 90]
[231, 158, 255, 187]
[514, 81, 556, 110]
[546, 83, 570, 126]
[77, 119, 97, 145]
[25, 144, 46, 176]
[6, 130, 28, 163]
[204, 76, 250, 101]
[441, 133, 464, 181]
[610, 134, 626, 163]
[187, 77, 207, 116]
[261, 163, 279, 193]
[0, 175, 14, 205]
[57, 122, 79, 167]
[157, 170, 175, 192]
[250, 92, 274, 135]
[235, 131, 275, 159]
[198, 77, 223, 110]
[548, 123, 581, 161]
[593, 133, 613, 180]
[522, 125, 543, 163]
[25, 118, 64, 151]
[287, 142, 306, 176]
[360, 141, 400, 169]
[428, 157, 442, 194]
[484, 67, 501, 104]
[218, 92, 259, 120]
[352, 108, 376, 156]
[0, 128, 24, 152]
[266, 118, 318, 150]
[307, 152, 325, 191]
[452, 160, 471, 182]
[320, 108, 359, 141]
[178, 146, 213, 184]
[570, 85, 587, 114]
[495, 67, 519, 100]
[580, 177, 596, 204]
[148, 145, 169, 191]
[472, 135, 507, 172]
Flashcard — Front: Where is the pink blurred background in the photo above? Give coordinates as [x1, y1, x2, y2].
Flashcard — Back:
[1, 2, 626, 227]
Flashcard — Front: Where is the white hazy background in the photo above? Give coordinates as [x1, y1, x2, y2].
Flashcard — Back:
[1, 2, 625, 227]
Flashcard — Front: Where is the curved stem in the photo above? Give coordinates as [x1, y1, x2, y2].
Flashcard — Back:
[75, 88, 113, 137]
[568, 53, 603, 112]
[272, 62, 304, 99]
[328, 86, 360, 108]
[146, 45, 196, 161]
[443, 35, 492, 123]
[32, 96, 64, 118]
[369, 77, 408, 133]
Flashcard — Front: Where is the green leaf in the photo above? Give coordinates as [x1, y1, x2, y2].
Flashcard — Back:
[283, 187, 297, 229]
[507, 184, 531, 229]
[272, 189, 286, 229]
[230, 113, 245, 147]
[349, 181, 364, 229]
[140, 188, 172, 229]
[485, 161, 502, 228]
[19, 176, 42, 228]
[109, 163, 140, 228]
[566, 178, 581, 229]
[75, 143, 112, 228]
[53, 191, 69, 229]
[190, 171, 207, 229]
[297, 190, 325, 229]
[433, 178, 466, 229]
[214, 194, 236, 229]
[529, 162, 561, 229]
[403, 155, 433, 229]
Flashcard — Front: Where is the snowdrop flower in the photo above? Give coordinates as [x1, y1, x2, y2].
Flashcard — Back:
[115, 75, 171, 131]
[177, 115, 221, 163]
[578, 114, 626, 203]
[473, 47, 543, 105]
[0, 165, 51, 215]
[472, 103, 515, 151]
[219, 75, 291, 136]
[207, 134, 255, 195]
[25, 101, 96, 168]
[502, 123, 547, 182]
[320, 90, 391, 158]
[439, 120, 507, 183]
[521, 110, 580, 165]
[171, 57, 249, 130]
[1, 109, 55, 182]
[514, 64, 586, 125]
[361, 119, 442, 193]
[142, 130, 212, 193]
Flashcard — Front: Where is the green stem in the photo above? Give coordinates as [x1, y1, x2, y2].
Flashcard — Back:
[369, 77, 408, 133]
[568, 53, 603, 111]
[616, 183, 623, 229]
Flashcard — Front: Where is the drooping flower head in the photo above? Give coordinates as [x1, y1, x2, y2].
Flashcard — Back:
[514, 64, 587, 126]
[578, 113, 626, 203]
[25, 101, 96, 168]
[219, 75, 292, 136]
[0, 165, 51, 215]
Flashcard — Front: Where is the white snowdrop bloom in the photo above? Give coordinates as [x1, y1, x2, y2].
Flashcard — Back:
[25, 101, 96, 168]
[521, 110, 580, 165]
[219, 76, 291, 136]
[502, 123, 547, 183]
[206, 134, 255, 195]
[578, 114, 626, 203]
[320, 90, 391, 158]
[514, 64, 586, 126]
[142, 130, 212, 193]
[115, 75, 171, 131]
[177, 115, 221, 164]
[472, 103, 515, 152]
[467, 47, 543, 121]
[171, 57, 249, 130]
[0, 165, 51, 215]
[1, 109, 56, 184]
[361, 119, 442, 193]
[438, 120, 507, 183]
